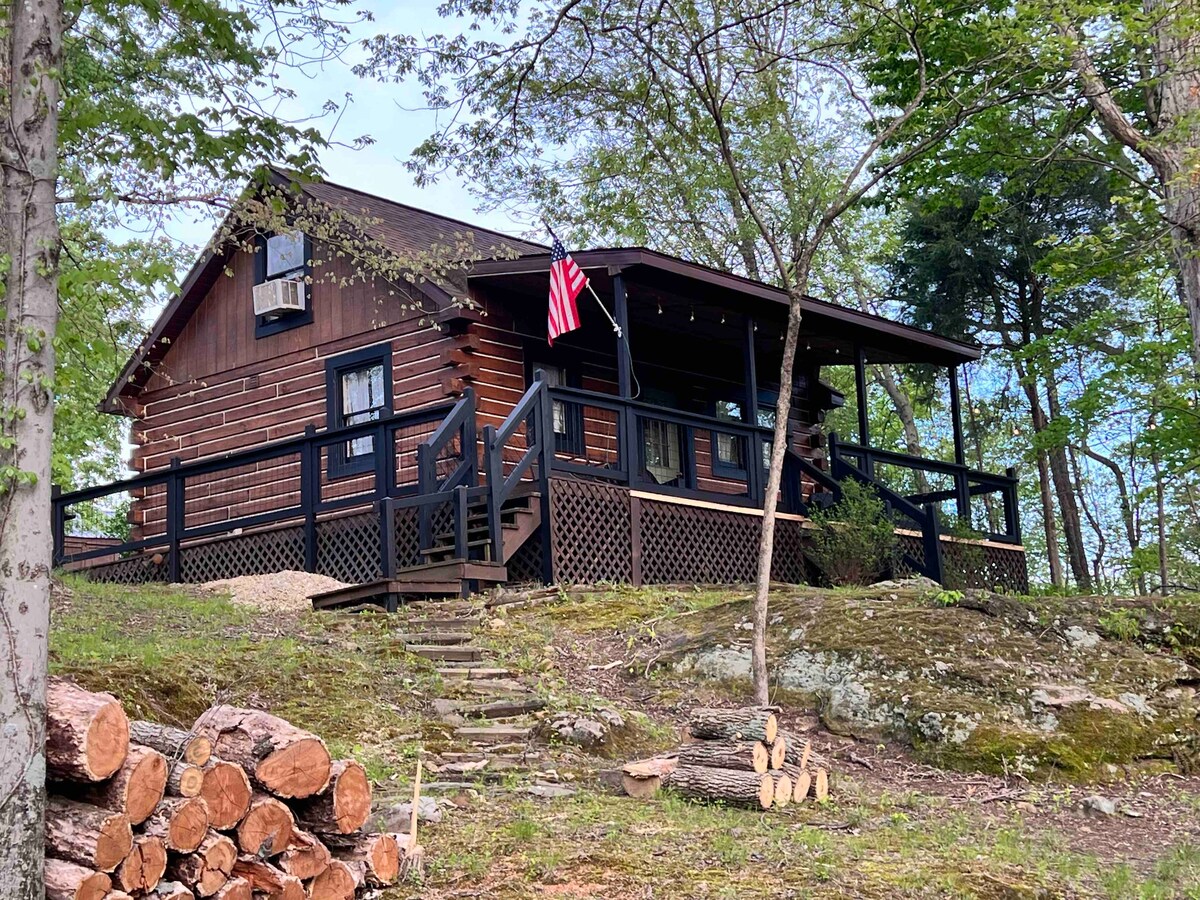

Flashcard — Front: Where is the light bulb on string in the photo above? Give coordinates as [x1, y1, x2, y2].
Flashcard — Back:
[657, 303, 663, 315]
[690, 308, 695, 322]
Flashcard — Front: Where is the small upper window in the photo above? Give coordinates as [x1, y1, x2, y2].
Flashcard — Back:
[266, 231, 306, 278]
[713, 399, 746, 473]
[255, 231, 313, 338]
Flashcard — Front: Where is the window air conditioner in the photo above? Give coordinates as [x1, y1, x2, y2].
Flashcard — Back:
[252, 278, 305, 316]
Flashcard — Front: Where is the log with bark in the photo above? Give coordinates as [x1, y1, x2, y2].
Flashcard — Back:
[71, 744, 168, 824]
[166, 760, 204, 799]
[46, 678, 130, 782]
[165, 830, 236, 898]
[664, 765, 774, 809]
[114, 834, 167, 894]
[45, 797, 133, 873]
[292, 759, 371, 834]
[235, 792, 295, 857]
[44, 858, 112, 900]
[676, 740, 770, 773]
[306, 859, 358, 900]
[230, 857, 304, 900]
[198, 758, 253, 830]
[324, 832, 401, 886]
[192, 706, 331, 799]
[129, 720, 212, 766]
[687, 707, 778, 743]
[141, 796, 210, 852]
[278, 828, 331, 880]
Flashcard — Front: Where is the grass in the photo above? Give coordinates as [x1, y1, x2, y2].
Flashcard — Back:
[49, 576, 1200, 899]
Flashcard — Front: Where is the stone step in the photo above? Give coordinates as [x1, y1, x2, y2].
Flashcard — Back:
[464, 678, 529, 695]
[408, 645, 483, 662]
[454, 724, 532, 743]
[397, 632, 474, 645]
[436, 666, 515, 679]
[435, 697, 545, 720]
[403, 617, 483, 631]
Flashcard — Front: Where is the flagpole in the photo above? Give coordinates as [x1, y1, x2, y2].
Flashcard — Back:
[541, 216, 623, 339]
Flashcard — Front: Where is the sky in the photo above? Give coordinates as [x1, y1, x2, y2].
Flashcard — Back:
[167, 1, 533, 250]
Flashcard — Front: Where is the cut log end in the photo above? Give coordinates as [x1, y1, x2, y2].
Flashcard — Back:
[167, 761, 203, 799]
[307, 859, 357, 900]
[769, 736, 786, 770]
[45, 798, 134, 873]
[236, 794, 294, 857]
[794, 770, 811, 803]
[123, 746, 169, 823]
[758, 773, 775, 810]
[771, 773, 793, 809]
[213, 876, 251, 900]
[148, 796, 209, 852]
[200, 760, 252, 830]
[257, 737, 332, 799]
[279, 829, 331, 880]
[815, 767, 829, 802]
[47, 679, 131, 782]
[294, 759, 371, 835]
[621, 773, 661, 799]
[44, 858, 112, 900]
[115, 836, 167, 894]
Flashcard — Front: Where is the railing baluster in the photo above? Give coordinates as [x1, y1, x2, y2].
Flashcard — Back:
[51, 485, 65, 568]
[167, 457, 182, 583]
[302, 425, 317, 573]
[922, 502, 944, 584]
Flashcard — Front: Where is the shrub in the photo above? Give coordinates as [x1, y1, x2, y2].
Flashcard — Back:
[806, 479, 899, 586]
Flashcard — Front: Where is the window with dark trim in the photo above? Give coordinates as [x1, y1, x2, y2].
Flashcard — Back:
[255, 231, 314, 338]
[712, 400, 747, 477]
[325, 344, 393, 478]
[525, 359, 584, 455]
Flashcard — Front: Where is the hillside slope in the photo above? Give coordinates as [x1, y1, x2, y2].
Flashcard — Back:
[51, 577, 1200, 898]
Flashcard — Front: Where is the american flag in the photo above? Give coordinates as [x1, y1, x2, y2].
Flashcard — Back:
[547, 237, 585, 344]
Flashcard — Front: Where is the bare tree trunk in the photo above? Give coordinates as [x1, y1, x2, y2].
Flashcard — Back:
[752, 266, 811, 704]
[1043, 378, 1093, 591]
[1151, 446, 1169, 593]
[0, 1, 63, 896]
[961, 371, 999, 533]
[1034, 449, 1065, 587]
[1069, 448, 1106, 589]
[1080, 442, 1145, 594]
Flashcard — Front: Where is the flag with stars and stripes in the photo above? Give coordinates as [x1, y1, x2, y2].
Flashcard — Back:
[547, 237, 585, 344]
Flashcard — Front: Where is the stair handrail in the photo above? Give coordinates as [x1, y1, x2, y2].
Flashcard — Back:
[417, 387, 477, 495]
[827, 432, 943, 583]
[482, 372, 552, 564]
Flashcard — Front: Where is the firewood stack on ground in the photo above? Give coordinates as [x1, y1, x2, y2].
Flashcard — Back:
[43, 676, 423, 899]
[619, 706, 831, 810]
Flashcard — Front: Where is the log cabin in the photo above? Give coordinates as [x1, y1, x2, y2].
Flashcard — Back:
[54, 169, 1027, 605]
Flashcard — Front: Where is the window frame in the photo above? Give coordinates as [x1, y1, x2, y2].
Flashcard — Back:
[524, 355, 585, 456]
[254, 231, 314, 339]
[710, 399, 748, 478]
[325, 344, 393, 479]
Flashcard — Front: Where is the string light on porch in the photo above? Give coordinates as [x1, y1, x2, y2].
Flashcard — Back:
[657, 302, 663, 315]
[690, 307, 695, 322]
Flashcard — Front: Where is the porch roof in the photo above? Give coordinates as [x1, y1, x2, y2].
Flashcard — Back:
[469, 247, 981, 367]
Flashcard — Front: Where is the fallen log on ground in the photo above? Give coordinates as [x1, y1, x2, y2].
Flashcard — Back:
[192, 706, 331, 799]
[665, 765, 774, 809]
[620, 755, 678, 799]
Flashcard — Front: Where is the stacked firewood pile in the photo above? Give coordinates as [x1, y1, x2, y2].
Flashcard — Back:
[620, 706, 830, 811]
[43, 677, 421, 900]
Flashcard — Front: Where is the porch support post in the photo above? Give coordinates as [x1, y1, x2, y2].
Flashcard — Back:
[948, 364, 966, 466]
[612, 268, 632, 399]
[744, 316, 763, 502]
[854, 344, 870, 448]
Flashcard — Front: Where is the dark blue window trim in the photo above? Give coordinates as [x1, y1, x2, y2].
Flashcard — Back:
[710, 429, 749, 478]
[254, 233, 314, 339]
[325, 343, 393, 479]
[523, 353, 585, 456]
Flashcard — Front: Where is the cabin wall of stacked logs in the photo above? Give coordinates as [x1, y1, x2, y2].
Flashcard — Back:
[43, 676, 416, 900]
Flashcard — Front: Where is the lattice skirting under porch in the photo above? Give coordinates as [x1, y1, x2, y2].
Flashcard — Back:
[896, 533, 1029, 593]
[548, 477, 810, 586]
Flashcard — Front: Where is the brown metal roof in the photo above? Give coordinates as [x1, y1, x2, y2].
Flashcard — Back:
[103, 170, 546, 412]
[469, 248, 981, 366]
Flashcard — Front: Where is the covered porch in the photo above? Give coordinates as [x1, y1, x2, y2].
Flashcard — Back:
[469, 249, 1022, 585]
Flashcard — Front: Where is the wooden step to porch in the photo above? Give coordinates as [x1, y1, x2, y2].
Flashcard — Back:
[454, 724, 532, 743]
[436, 666, 516, 680]
[407, 644, 483, 662]
[396, 631, 474, 645]
[391, 559, 508, 584]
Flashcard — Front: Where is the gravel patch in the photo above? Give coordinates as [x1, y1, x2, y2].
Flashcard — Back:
[201, 570, 350, 613]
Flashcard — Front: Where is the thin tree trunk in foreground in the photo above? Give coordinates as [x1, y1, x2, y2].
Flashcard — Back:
[0, 0, 63, 896]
